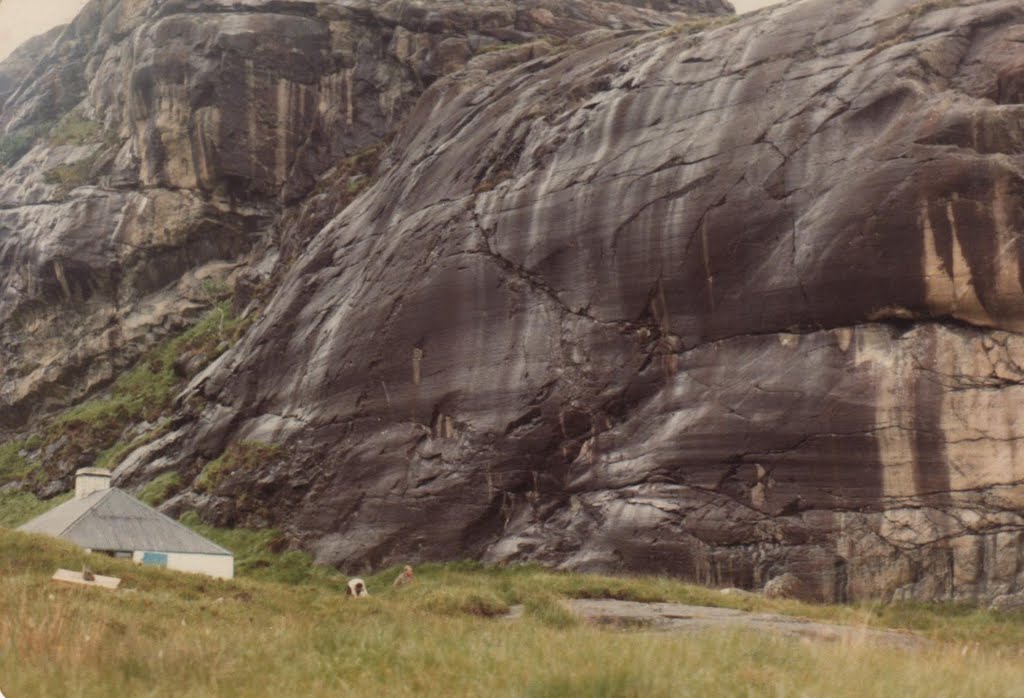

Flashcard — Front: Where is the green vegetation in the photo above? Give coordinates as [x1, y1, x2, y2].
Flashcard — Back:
[908, 0, 957, 17]
[524, 591, 580, 628]
[3, 528, 1024, 697]
[0, 297, 250, 507]
[1, 113, 102, 173]
[42, 301, 249, 472]
[194, 442, 281, 494]
[138, 471, 183, 506]
[340, 141, 384, 198]
[200, 276, 232, 301]
[405, 584, 510, 617]
[346, 141, 385, 176]
[42, 151, 100, 191]
[13, 113, 104, 186]
[0, 122, 51, 169]
[48, 112, 103, 146]
[0, 491, 71, 528]
[0, 440, 36, 485]
[180, 511, 343, 585]
[346, 173, 370, 195]
[312, 141, 384, 201]
[93, 419, 169, 471]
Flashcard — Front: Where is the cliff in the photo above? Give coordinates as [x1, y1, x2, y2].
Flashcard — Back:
[4, 0, 1024, 603]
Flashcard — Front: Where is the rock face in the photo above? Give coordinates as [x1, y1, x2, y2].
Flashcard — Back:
[0, 26, 65, 109]
[5, 0, 1024, 604]
[0, 0, 720, 428]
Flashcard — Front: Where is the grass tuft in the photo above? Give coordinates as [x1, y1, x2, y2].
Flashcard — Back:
[194, 442, 281, 494]
[408, 586, 510, 618]
[138, 471, 182, 506]
[525, 592, 579, 628]
[48, 113, 103, 146]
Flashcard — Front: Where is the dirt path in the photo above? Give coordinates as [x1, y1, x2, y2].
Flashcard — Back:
[523, 599, 929, 650]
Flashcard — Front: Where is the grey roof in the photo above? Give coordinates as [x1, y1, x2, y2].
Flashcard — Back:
[19, 488, 231, 556]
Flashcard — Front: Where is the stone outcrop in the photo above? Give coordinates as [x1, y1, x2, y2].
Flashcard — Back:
[0, 0, 720, 429]
[763, 573, 804, 600]
[5, 0, 1024, 604]
[0, 26, 65, 110]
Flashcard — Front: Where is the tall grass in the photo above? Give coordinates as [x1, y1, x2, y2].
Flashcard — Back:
[3, 528, 1024, 697]
[3, 530, 1024, 696]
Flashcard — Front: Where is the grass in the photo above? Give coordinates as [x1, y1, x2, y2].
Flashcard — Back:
[0, 301, 249, 531]
[40, 302, 250, 474]
[310, 141, 384, 201]
[1, 113, 101, 173]
[43, 152, 99, 191]
[93, 419, 169, 471]
[40, 114, 106, 191]
[0, 440, 36, 486]
[138, 471, 182, 506]
[523, 592, 580, 628]
[178, 511, 338, 585]
[907, 0, 958, 17]
[337, 141, 384, 200]
[145, 515, 1024, 654]
[0, 122, 52, 169]
[0, 491, 71, 528]
[3, 529, 1024, 697]
[48, 112, 102, 146]
[194, 442, 281, 494]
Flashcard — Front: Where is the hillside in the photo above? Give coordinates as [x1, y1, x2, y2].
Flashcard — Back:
[4, 527, 1024, 696]
[2, 0, 1024, 605]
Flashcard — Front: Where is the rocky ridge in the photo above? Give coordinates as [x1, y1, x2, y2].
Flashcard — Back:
[4, 0, 1024, 604]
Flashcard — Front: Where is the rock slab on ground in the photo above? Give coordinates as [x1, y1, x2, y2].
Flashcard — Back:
[564, 599, 929, 650]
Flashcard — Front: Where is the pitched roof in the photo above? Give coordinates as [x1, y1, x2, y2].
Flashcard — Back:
[19, 488, 231, 556]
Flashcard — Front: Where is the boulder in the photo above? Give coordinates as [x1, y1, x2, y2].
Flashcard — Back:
[989, 593, 1024, 614]
[763, 575, 805, 601]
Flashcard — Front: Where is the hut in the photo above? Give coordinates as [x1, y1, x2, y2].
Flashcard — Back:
[19, 468, 233, 579]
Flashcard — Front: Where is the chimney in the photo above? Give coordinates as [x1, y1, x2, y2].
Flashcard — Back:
[75, 468, 112, 499]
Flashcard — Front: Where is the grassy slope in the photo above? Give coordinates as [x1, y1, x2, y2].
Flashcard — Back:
[3, 530, 1024, 697]
[0, 492, 71, 528]
[0, 300, 249, 508]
